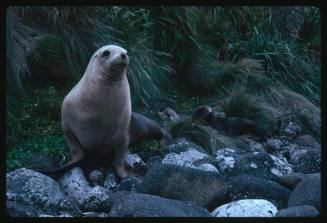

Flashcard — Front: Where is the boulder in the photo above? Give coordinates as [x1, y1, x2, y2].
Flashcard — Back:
[293, 150, 321, 174]
[88, 169, 104, 186]
[276, 172, 307, 189]
[108, 191, 211, 217]
[6, 168, 80, 216]
[58, 167, 111, 212]
[103, 169, 118, 190]
[137, 163, 228, 210]
[227, 174, 290, 209]
[162, 148, 218, 172]
[288, 173, 321, 211]
[223, 151, 293, 180]
[211, 199, 277, 217]
[276, 205, 319, 217]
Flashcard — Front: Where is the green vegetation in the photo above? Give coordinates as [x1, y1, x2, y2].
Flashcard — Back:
[6, 6, 321, 171]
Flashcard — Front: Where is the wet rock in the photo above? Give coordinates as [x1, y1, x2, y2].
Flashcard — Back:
[276, 172, 307, 189]
[276, 205, 319, 217]
[80, 186, 111, 212]
[226, 152, 293, 180]
[108, 191, 211, 217]
[103, 170, 118, 190]
[115, 176, 138, 192]
[26, 153, 60, 171]
[162, 140, 209, 156]
[294, 134, 320, 150]
[293, 150, 320, 174]
[288, 173, 321, 211]
[215, 148, 237, 174]
[227, 174, 290, 209]
[88, 170, 104, 186]
[58, 167, 92, 207]
[162, 148, 218, 172]
[137, 163, 228, 210]
[6, 168, 80, 216]
[6, 200, 41, 217]
[211, 199, 277, 217]
[125, 153, 148, 176]
[145, 155, 162, 168]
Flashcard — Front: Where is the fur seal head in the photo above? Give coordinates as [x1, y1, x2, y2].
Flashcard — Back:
[90, 45, 129, 81]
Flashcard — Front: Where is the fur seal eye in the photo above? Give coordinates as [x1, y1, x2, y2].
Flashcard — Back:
[102, 50, 110, 57]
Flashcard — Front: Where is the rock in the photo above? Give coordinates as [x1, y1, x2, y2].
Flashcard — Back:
[108, 191, 211, 217]
[215, 148, 237, 173]
[115, 176, 138, 192]
[269, 154, 293, 177]
[103, 170, 118, 190]
[6, 168, 80, 216]
[80, 186, 111, 211]
[82, 212, 110, 217]
[293, 150, 320, 174]
[162, 148, 218, 172]
[145, 155, 162, 168]
[162, 140, 209, 156]
[26, 153, 60, 171]
[288, 173, 321, 211]
[276, 205, 319, 217]
[279, 112, 301, 139]
[125, 153, 148, 176]
[227, 174, 290, 209]
[276, 172, 307, 189]
[6, 200, 41, 217]
[225, 151, 292, 180]
[88, 170, 104, 186]
[211, 199, 277, 217]
[137, 163, 228, 210]
[58, 167, 92, 208]
[294, 134, 320, 150]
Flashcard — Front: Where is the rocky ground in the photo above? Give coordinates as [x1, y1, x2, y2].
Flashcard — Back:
[6, 111, 321, 217]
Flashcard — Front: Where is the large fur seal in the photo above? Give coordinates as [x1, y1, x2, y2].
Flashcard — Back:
[36, 45, 171, 179]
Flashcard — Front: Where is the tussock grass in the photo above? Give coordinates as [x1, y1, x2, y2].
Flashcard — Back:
[170, 118, 237, 155]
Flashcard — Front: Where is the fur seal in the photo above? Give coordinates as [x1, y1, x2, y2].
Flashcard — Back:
[193, 105, 268, 140]
[35, 45, 171, 179]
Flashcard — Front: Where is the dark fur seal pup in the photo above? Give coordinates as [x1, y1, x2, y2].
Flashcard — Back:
[193, 105, 268, 140]
[32, 45, 171, 179]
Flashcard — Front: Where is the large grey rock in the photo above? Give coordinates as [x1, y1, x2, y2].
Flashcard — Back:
[6, 200, 41, 217]
[88, 170, 104, 186]
[58, 167, 111, 212]
[276, 205, 319, 217]
[6, 168, 80, 216]
[162, 140, 209, 156]
[58, 167, 91, 206]
[227, 174, 290, 209]
[211, 199, 277, 217]
[288, 173, 321, 211]
[162, 148, 218, 172]
[293, 150, 320, 174]
[125, 153, 148, 176]
[276, 172, 307, 189]
[80, 186, 111, 211]
[137, 163, 228, 210]
[108, 191, 211, 217]
[103, 170, 118, 190]
[223, 151, 293, 180]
